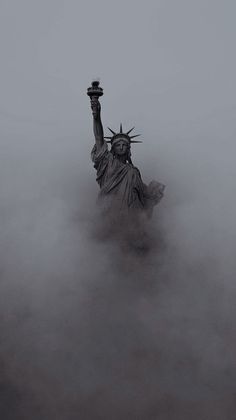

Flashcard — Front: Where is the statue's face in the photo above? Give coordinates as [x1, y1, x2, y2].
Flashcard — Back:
[113, 139, 129, 157]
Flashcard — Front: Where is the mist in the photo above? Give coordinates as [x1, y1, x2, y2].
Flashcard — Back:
[1, 1, 236, 419]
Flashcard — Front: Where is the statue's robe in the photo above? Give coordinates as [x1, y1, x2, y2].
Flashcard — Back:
[91, 142, 164, 217]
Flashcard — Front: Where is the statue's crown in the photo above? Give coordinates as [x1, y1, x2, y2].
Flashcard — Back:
[104, 124, 142, 145]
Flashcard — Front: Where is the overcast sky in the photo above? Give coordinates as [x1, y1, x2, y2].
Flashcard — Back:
[0, 1, 236, 419]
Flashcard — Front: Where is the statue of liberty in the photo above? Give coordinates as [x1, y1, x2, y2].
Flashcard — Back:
[87, 81, 165, 220]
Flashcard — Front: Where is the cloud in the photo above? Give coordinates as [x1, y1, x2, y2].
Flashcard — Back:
[1, 1, 236, 418]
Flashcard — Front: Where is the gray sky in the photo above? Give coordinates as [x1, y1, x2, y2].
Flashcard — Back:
[0, 1, 236, 419]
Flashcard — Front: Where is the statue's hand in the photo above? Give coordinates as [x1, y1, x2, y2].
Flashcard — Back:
[90, 97, 101, 120]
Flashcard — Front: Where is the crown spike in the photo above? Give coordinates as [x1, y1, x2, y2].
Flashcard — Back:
[120, 123, 123, 133]
[130, 134, 141, 139]
[130, 140, 142, 143]
[104, 136, 112, 139]
[126, 127, 135, 135]
[107, 127, 116, 135]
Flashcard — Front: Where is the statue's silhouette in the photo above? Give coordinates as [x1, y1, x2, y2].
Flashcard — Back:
[87, 81, 165, 219]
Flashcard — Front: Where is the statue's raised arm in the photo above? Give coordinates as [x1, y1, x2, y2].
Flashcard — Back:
[87, 81, 104, 150]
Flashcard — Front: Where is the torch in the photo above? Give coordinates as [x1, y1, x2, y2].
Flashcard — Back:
[87, 80, 103, 99]
[87, 80, 103, 119]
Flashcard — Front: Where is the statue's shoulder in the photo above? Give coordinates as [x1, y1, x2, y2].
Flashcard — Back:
[91, 142, 112, 166]
[131, 165, 141, 177]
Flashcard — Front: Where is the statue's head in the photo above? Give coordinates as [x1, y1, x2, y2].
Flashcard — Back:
[104, 124, 142, 163]
[111, 137, 130, 158]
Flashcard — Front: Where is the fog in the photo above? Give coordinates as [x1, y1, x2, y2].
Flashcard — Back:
[0, 1, 236, 419]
